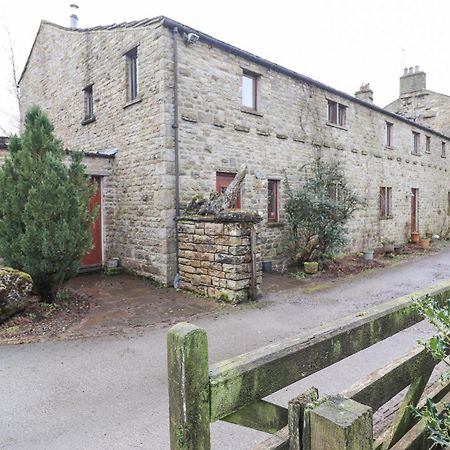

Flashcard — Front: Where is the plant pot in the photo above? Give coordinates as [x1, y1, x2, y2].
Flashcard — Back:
[363, 250, 374, 261]
[411, 232, 420, 243]
[382, 244, 394, 254]
[419, 238, 430, 250]
[304, 261, 318, 274]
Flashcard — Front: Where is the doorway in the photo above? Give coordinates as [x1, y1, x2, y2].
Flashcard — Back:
[81, 176, 103, 268]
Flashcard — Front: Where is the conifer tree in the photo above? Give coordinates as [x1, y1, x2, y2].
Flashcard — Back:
[0, 106, 96, 301]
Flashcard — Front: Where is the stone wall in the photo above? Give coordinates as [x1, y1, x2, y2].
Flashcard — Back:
[177, 213, 262, 303]
[19, 20, 176, 285]
[18, 18, 450, 283]
[168, 27, 450, 269]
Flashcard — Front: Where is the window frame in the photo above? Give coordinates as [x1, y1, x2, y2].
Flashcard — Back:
[125, 46, 139, 102]
[379, 186, 393, 219]
[82, 84, 95, 124]
[241, 71, 258, 111]
[425, 135, 431, 154]
[386, 121, 393, 148]
[267, 179, 280, 223]
[412, 131, 421, 155]
[327, 100, 347, 127]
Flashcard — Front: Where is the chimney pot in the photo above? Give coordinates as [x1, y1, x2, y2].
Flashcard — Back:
[415, 65, 419, 73]
[403, 67, 408, 75]
[409, 67, 414, 74]
[70, 4, 79, 29]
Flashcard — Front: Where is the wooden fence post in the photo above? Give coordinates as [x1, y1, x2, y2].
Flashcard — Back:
[308, 395, 372, 450]
[288, 387, 318, 450]
[167, 323, 210, 450]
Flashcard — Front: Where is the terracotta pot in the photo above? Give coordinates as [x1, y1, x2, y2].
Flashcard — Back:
[419, 238, 430, 249]
[411, 232, 420, 243]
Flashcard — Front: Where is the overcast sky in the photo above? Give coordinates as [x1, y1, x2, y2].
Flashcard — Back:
[0, 0, 449, 134]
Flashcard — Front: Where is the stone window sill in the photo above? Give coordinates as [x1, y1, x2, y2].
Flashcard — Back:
[267, 221, 285, 228]
[385, 145, 394, 150]
[326, 122, 347, 131]
[411, 151, 421, 156]
[123, 97, 142, 109]
[81, 116, 96, 125]
[241, 106, 263, 117]
[379, 215, 393, 220]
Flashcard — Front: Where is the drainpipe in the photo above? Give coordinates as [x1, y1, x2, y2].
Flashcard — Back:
[172, 26, 181, 285]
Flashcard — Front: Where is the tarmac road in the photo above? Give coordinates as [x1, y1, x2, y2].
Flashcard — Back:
[2, 247, 450, 449]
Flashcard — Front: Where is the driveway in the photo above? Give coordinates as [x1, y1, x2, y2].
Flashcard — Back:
[2, 247, 450, 449]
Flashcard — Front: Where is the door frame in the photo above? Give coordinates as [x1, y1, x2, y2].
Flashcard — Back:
[411, 187, 419, 233]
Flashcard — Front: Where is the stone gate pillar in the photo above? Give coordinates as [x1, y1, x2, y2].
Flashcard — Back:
[177, 211, 262, 304]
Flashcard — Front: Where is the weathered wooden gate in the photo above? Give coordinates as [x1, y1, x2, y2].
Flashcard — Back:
[167, 281, 450, 449]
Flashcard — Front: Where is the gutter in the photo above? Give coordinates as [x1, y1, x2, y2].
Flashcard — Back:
[172, 26, 181, 281]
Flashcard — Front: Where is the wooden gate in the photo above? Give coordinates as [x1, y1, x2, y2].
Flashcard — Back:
[167, 282, 450, 449]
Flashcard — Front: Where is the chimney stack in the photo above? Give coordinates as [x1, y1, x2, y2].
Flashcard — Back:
[400, 65, 426, 95]
[70, 4, 79, 29]
[355, 83, 373, 103]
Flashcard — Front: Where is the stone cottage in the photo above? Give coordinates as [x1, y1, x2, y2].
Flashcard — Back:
[17, 16, 450, 286]
[385, 66, 450, 137]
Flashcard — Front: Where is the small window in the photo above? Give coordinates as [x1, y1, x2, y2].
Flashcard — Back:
[442, 141, 447, 158]
[327, 100, 347, 127]
[412, 131, 420, 155]
[83, 85, 94, 121]
[379, 186, 392, 218]
[448, 192, 450, 215]
[425, 136, 431, 153]
[242, 72, 258, 110]
[268, 180, 279, 223]
[125, 47, 138, 102]
[386, 122, 393, 147]
[216, 172, 241, 208]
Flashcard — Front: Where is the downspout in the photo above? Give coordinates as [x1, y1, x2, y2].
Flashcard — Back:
[172, 26, 181, 286]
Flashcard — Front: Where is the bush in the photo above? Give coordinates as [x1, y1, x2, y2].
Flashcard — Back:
[285, 157, 363, 263]
[0, 107, 96, 301]
[413, 294, 450, 447]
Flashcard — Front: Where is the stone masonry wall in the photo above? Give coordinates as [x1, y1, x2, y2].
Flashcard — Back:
[167, 27, 450, 270]
[20, 21, 176, 284]
[385, 90, 450, 137]
[177, 216, 262, 303]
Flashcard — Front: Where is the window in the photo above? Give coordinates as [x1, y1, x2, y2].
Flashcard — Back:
[268, 180, 279, 223]
[379, 186, 392, 218]
[83, 85, 94, 121]
[125, 47, 138, 102]
[216, 172, 241, 208]
[442, 141, 447, 158]
[425, 136, 431, 153]
[448, 192, 450, 216]
[412, 131, 420, 155]
[327, 100, 347, 127]
[242, 72, 258, 110]
[386, 122, 393, 147]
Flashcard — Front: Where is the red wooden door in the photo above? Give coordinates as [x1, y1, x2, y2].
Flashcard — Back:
[216, 172, 241, 208]
[82, 176, 102, 267]
[411, 188, 419, 232]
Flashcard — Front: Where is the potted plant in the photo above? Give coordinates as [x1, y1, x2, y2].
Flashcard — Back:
[304, 261, 318, 274]
[381, 239, 395, 254]
[411, 231, 420, 243]
[419, 237, 430, 249]
[363, 249, 374, 261]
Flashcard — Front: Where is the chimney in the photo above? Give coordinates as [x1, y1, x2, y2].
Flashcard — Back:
[355, 83, 373, 103]
[400, 65, 426, 95]
[70, 4, 79, 29]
